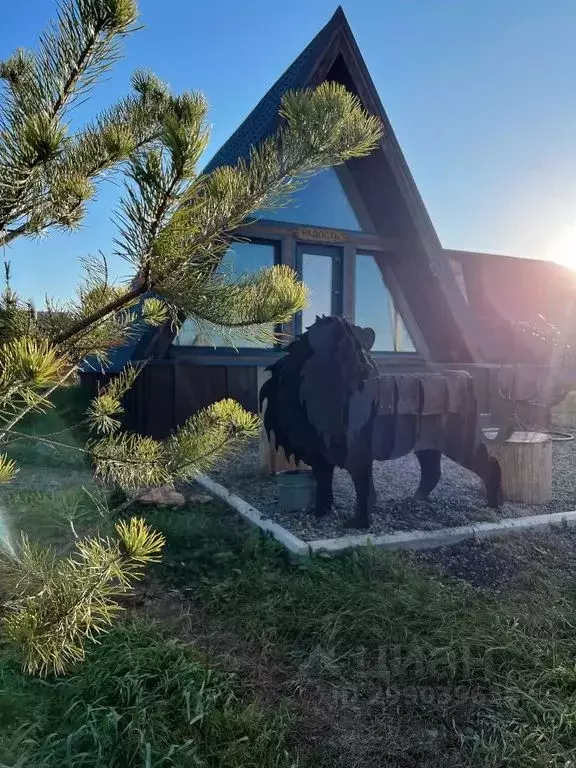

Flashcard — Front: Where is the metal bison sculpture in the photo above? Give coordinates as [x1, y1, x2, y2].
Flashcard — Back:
[260, 315, 503, 529]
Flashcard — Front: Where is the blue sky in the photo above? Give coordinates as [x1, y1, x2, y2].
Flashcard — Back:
[3, 0, 576, 304]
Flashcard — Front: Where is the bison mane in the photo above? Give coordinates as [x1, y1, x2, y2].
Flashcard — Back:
[260, 316, 380, 468]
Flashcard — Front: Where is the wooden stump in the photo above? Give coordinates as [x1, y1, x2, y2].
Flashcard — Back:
[487, 431, 552, 504]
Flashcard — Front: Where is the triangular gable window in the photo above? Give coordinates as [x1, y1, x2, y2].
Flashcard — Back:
[256, 167, 366, 231]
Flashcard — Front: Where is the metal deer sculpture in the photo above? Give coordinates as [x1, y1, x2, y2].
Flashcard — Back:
[260, 316, 507, 529]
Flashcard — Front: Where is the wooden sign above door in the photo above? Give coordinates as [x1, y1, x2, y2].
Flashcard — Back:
[296, 227, 348, 243]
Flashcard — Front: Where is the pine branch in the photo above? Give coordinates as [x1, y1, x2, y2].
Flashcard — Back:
[51, 283, 144, 344]
[172, 264, 308, 333]
[1, 223, 27, 245]
[0, 3, 383, 679]
[0, 364, 77, 442]
[89, 398, 260, 490]
[50, 21, 105, 116]
[0, 74, 169, 247]
[0, 427, 89, 455]
[49, 84, 381, 348]
[0, 0, 140, 236]
[1, 517, 165, 676]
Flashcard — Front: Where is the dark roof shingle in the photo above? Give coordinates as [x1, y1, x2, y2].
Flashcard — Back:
[203, 8, 345, 173]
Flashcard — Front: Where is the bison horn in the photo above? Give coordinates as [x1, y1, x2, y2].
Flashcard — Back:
[351, 325, 376, 351]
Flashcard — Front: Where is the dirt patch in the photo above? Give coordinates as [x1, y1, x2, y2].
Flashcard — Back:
[413, 526, 576, 591]
[127, 580, 302, 711]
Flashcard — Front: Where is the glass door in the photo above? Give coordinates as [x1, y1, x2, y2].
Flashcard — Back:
[295, 243, 343, 335]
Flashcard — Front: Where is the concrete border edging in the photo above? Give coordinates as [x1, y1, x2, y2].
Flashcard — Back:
[309, 510, 576, 554]
[195, 473, 576, 557]
[195, 473, 310, 556]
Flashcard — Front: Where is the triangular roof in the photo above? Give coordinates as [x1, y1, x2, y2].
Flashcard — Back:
[204, 11, 344, 173]
[214, 7, 482, 361]
[106, 7, 484, 369]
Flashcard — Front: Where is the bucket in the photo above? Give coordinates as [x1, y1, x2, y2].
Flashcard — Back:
[276, 469, 316, 512]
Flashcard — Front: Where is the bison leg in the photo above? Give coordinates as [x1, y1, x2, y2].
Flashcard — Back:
[413, 449, 441, 501]
[313, 461, 335, 517]
[344, 461, 374, 529]
[484, 455, 502, 508]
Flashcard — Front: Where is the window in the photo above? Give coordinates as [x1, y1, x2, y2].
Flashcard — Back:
[354, 253, 416, 352]
[297, 244, 342, 335]
[174, 240, 277, 348]
[256, 168, 365, 231]
[301, 252, 333, 331]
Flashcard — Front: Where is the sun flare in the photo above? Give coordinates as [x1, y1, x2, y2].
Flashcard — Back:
[546, 222, 576, 270]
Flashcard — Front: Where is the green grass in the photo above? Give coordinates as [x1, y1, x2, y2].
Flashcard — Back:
[0, 621, 295, 768]
[0, 486, 104, 548]
[4, 485, 576, 765]
[4, 385, 91, 469]
[140, 503, 576, 767]
[0, 490, 296, 768]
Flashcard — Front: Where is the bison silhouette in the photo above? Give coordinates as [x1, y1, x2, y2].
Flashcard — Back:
[260, 315, 503, 529]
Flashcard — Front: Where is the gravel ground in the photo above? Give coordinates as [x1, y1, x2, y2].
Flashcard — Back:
[413, 527, 576, 591]
[210, 438, 576, 541]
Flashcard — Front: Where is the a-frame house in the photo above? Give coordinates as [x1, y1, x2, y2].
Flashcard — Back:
[84, 7, 553, 438]
[196, 5, 480, 364]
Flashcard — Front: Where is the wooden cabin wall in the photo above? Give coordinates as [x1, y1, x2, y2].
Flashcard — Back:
[81, 360, 554, 442]
[81, 362, 258, 440]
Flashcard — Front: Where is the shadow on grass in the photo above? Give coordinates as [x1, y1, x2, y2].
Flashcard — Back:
[0, 621, 295, 768]
[3, 495, 576, 767]
[138, 502, 576, 768]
